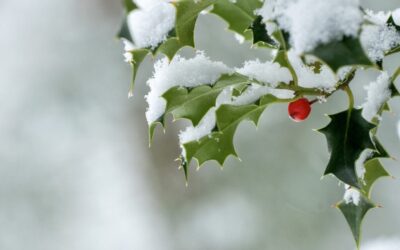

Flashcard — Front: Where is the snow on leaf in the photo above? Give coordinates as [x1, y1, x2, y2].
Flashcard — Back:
[145, 53, 232, 125]
[162, 73, 249, 126]
[127, 3, 176, 49]
[361, 23, 400, 63]
[361, 71, 392, 122]
[257, 0, 363, 54]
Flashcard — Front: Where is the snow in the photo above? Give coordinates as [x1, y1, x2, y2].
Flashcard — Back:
[361, 71, 392, 122]
[361, 238, 400, 250]
[179, 108, 217, 144]
[123, 39, 135, 51]
[364, 9, 391, 25]
[122, 40, 135, 62]
[343, 185, 361, 206]
[257, 0, 363, 53]
[337, 66, 353, 81]
[146, 52, 233, 124]
[287, 50, 337, 91]
[234, 34, 245, 44]
[127, 2, 176, 49]
[236, 60, 292, 87]
[355, 149, 373, 180]
[393, 8, 400, 26]
[361, 24, 400, 62]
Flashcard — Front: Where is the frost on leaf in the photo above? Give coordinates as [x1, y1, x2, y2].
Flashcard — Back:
[257, 0, 363, 54]
[127, 2, 176, 49]
[146, 52, 232, 125]
[361, 71, 392, 122]
[236, 60, 292, 87]
[287, 51, 337, 91]
[360, 23, 400, 63]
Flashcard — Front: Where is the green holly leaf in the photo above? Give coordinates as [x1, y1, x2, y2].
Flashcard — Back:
[183, 95, 278, 166]
[362, 158, 390, 197]
[337, 194, 376, 248]
[154, 37, 182, 60]
[319, 108, 376, 188]
[249, 16, 279, 48]
[174, 0, 216, 47]
[149, 118, 165, 146]
[162, 73, 249, 126]
[211, 0, 261, 37]
[117, 17, 133, 42]
[127, 49, 149, 96]
[116, 0, 138, 41]
[390, 78, 400, 97]
[387, 16, 400, 31]
[123, 0, 137, 12]
[311, 36, 374, 72]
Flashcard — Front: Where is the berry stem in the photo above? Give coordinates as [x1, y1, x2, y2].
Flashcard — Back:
[343, 85, 354, 110]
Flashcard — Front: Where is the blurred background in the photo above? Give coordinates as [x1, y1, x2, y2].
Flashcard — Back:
[1, 0, 399, 249]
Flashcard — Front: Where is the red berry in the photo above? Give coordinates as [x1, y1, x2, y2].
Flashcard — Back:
[288, 98, 311, 122]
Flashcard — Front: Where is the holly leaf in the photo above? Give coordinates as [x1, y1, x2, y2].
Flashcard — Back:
[174, 0, 217, 47]
[123, 0, 137, 12]
[387, 16, 400, 31]
[318, 108, 376, 188]
[249, 16, 279, 48]
[149, 119, 165, 146]
[117, 17, 133, 42]
[311, 36, 374, 72]
[362, 158, 390, 197]
[154, 37, 182, 60]
[211, 0, 262, 38]
[126, 49, 150, 96]
[162, 73, 249, 126]
[116, 0, 138, 41]
[390, 78, 400, 97]
[337, 194, 376, 248]
[183, 95, 278, 166]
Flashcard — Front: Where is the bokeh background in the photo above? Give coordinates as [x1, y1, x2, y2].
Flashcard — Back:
[1, 0, 400, 249]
